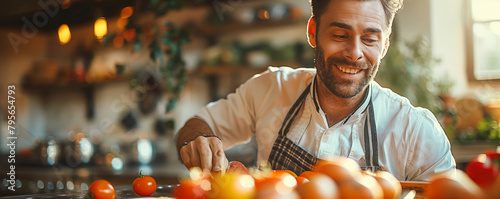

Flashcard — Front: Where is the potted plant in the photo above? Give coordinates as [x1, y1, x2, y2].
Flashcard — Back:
[376, 35, 442, 113]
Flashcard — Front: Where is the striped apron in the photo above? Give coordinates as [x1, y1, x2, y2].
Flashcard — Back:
[267, 83, 381, 176]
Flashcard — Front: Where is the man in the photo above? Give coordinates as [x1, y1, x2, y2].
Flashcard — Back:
[176, 0, 456, 181]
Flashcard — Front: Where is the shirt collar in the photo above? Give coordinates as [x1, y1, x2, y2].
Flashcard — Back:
[311, 76, 372, 125]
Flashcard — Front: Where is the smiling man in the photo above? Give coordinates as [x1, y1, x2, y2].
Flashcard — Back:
[176, 0, 456, 181]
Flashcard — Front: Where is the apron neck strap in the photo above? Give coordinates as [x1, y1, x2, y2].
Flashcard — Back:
[363, 99, 379, 168]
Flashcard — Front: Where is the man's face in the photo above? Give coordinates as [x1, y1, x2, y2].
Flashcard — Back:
[313, 0, 389, 98]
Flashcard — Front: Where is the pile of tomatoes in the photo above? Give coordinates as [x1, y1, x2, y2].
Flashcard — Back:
[174, 158, 402, 199]
[426, 148, 500, 199]
[88, 148, 500, 199]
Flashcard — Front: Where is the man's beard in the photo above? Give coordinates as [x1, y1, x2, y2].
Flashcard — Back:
[315, 44, 379, 98]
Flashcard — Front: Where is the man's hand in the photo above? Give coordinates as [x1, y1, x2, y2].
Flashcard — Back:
[176, 117, 229, 172]
[179, 135, 229, 172]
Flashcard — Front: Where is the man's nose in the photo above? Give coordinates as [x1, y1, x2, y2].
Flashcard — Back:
[343, 38, 363, 62]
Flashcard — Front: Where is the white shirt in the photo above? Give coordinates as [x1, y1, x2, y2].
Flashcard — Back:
[196, 66, 456, 181]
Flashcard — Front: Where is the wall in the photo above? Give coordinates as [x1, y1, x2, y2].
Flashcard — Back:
[430, 0, 469, 97]
[0, 19, 173, 154]
[400, 0, 500, 104]
[396, 0, 431, 42]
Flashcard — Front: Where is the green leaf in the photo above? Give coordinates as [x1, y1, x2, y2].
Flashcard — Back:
[134, 40, 142, 51]
[149, 41, 165, 63]
[166, 99, 177, 112]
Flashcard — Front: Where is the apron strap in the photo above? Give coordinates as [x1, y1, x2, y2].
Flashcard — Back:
[363, 99, 380, 170]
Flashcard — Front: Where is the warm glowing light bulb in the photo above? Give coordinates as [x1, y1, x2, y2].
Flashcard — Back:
[94, 17, 107, 39]
[62, 0, 71, 9]
[258, 9, 269, 20]
[121, 6, 133, 18]
[58, 24, 71, 45]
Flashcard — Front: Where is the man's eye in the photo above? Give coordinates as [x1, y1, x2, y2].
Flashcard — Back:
[334, 35, 348, 39]
[363, 38, 378, 43]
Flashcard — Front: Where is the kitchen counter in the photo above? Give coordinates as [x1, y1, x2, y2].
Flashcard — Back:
[0, 161, 189, 197]
[1, 183, 424, 199]
[0, 184, 178, 199]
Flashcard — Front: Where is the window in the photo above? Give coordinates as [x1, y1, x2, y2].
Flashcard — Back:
[468, 0, 500, 80]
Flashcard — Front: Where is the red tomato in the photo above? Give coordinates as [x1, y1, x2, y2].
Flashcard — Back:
[466, 149, 500, 188]
[174, 180, 207, 199]
[255, 176, 283, 191]
[132, 171, 157, 196]
[254, 170, 298, 192]
[89, 179, 115, 199]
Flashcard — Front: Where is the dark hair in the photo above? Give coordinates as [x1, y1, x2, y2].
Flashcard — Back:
[310, 0, 404, 30]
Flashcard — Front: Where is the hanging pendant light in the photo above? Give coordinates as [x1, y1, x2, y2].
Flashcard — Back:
[58, 24, 71, 45]
[94, 17, 107, 40]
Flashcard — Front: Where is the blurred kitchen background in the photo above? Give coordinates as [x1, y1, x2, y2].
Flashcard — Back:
[1, 0, 500, 196]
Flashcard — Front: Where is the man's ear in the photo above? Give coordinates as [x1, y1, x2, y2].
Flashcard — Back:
[381, 37, 390, 58]
[307, 17, 317, 48]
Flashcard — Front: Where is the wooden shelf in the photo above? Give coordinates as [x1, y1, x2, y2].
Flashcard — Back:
[21, 76, 130, 93]
[21, 76, 131, 119]
[451, 142, 499, 163]
[190, 62, 303, 76]
[191, 65, 268, 76]
[200, 18, 308, 36]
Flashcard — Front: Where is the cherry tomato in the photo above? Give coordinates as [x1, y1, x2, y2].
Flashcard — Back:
[89, 179, 115, 199]
[466, 148, 500, 188]
[132, 171, 157, 196]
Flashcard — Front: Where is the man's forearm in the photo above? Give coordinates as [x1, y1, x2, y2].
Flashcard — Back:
[175, 117, 215, 154]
